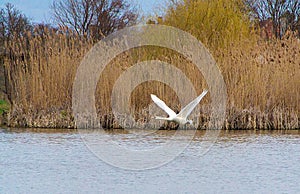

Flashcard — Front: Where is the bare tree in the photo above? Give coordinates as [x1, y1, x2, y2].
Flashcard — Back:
[244, 0, 300, 38]
[92, 0, 138, 38]
[0, 3, 32, 42]
[51, 0, 138, 39]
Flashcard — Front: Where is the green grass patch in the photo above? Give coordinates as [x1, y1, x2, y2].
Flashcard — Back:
[0, 100, 10, 114]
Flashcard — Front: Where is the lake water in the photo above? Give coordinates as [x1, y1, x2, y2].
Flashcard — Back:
[0, 128, 299, 193]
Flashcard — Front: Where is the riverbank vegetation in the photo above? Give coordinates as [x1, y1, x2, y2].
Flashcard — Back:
[0, 0, 299, 129]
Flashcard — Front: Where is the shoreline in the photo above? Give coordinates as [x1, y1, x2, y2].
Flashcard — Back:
[1, 111, 299, 130]
[1, 127, 299, 134]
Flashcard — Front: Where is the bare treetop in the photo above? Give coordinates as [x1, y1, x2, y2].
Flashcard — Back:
[51, 0, 138, 39]
[244, 0, 300, 38]
[0, 3, 32, 41]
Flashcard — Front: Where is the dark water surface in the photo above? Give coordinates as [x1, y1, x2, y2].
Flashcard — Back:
[0, 128, 299, 193]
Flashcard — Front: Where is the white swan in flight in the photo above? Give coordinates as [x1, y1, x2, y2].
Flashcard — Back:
[151, 90, 208, 125]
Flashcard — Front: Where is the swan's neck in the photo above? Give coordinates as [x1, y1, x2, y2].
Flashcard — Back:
[155, 116, 171, 121]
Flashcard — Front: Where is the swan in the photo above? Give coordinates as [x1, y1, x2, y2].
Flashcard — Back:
[151, 90, 208, 125]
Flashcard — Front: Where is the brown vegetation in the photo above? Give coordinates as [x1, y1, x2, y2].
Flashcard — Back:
[217, 32, 300, 129]
[4, 31, 93, 128]
[3, 29, 299, 129]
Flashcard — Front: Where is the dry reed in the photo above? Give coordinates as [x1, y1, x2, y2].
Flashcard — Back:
[3, 30, 300, 129]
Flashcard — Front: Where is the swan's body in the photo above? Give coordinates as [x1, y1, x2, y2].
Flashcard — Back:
[151, 90, 208, 125]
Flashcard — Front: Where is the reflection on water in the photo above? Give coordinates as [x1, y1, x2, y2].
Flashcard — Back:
[0, 128, 299, 193]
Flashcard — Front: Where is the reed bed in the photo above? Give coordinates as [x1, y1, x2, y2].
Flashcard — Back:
[4, 30, 93, 128]
[218, 33, 300, 129]
[3, 30, 300, 129]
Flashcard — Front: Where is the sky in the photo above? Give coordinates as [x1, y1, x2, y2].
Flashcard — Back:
[0, 0, 164, 23]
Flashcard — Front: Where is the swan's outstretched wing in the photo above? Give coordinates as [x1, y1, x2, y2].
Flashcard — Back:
[151, 94, 177, 118]
[177, 90, 208, 118]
